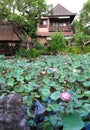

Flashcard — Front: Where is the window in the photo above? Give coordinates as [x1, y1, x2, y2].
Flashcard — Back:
[43, 20, 47, 26]
[63, 23, 66, 26]
[40, 19, 47, 27]
[59, 23, 66, 26]
[59, 23, 63, 26]
[53, 22, 58, 27]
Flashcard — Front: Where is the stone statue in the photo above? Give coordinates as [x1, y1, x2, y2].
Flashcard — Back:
[0, 93, 30, 130]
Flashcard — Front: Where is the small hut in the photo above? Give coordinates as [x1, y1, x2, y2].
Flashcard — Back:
[0, 19, 21, 55]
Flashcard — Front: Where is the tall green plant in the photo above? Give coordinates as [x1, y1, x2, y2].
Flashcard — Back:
[49, 32, 66, 53]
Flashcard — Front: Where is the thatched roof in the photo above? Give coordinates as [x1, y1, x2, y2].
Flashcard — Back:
[48, 4, 76, 16]
[0, 20, 21, 43]
[47, 4, 76, 22]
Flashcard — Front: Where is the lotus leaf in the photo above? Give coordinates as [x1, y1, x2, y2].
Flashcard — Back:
[62, 112, 85, 130]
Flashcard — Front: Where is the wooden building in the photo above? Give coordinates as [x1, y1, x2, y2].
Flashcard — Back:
[0, 20, 21, 55]
[37, 4, 76, 44]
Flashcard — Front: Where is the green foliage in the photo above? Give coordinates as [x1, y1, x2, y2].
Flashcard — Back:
[63, 45, 90, 55]
[72, 0, 90, 41]
[34, 41, 44, 50]
[62, 112, 84, 130]
[0, 0, 49, 36]
[0, 54, 90, 129]
[67, 46, 81, 54]
[83, 45, 90, 53]
[71, 32, 90, 45]
[25, 48, 40, 58]
[71, 0, 90, 49]
[50, 91, 60, 100]
[71, 19, 84, 33]
[0, 0, 11, 21]
[16, 47, 26, 57]
[16, 43, 49, 58]
[8, 13, 27, 25]
[80, 0, 90, 28]
[34, 41, 49, 54]
[16, 46, 43, 58]
[34, 40, 44, 51]
[49, 32, 66, 53]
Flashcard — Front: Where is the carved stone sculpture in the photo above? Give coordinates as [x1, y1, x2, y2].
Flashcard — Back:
[0, 93, 30, 130]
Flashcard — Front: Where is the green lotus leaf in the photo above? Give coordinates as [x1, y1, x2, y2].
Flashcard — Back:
[0, 77, 5, 83]
[69, 76, 76, 83]
[28, 120, 36, 127]
[43, 76, 51, 84]
[13, 67, 24, 77]
[16, 76, 24, 82]
[25, 74, 32, 80]
[83, 81, 90, 87]
[25, 84, 33, 93]
[7, 78, 14, 86]
[41, 86, 50, 97]
[50, 91, 60, 100]
[77, 75, 86, 82]
[84, 91, 90, 95]
[39, 122, 53, 130]
[82, 104, 90, 112]
[14, 85, 24, 93]
[49, 114, 63, 127]
[23, 95, 32, 106]
[62, 112, 85, 130]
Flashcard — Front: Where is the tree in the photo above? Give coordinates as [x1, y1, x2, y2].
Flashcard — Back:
[71, 0, 90, 45]
[0, 0, 51, 50]
[71, 32, 90, 45]
[0, 0, 49, 37]
[72, 0, 90, 34]
[80, 0, 90, 26]
[0, 0, 11, 20]
[71, 19, 83, 33]
[79, 0, 90, 34]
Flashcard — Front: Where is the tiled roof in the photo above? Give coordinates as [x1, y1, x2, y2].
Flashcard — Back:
[0, 22, 21, 42]
[47, 4, 76, 16]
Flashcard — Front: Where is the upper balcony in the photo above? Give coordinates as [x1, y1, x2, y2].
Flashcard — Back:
[49, 25, 73, 32]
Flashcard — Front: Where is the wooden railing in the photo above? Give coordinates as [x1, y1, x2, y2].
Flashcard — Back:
[49, 26, 73, 32]
[0, 50, 15, 55]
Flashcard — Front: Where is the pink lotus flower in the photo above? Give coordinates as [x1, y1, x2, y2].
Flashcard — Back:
[60, 92, 71, 101]
[41, 71, 46, 75]
[49, 68, 58, 73]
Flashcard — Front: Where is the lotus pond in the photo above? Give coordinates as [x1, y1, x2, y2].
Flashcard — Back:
[0, 54, 90, 130]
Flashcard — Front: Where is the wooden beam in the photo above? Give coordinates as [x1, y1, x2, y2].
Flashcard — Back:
[84, 40, 90, 45]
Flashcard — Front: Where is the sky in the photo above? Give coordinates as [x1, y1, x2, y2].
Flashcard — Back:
[46, 0, 88, 15]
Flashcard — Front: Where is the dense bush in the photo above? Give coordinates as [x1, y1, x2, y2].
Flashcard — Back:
[67, 46, 82, 54]
[83, 45, 90, 53]
[16, 47, 26, 57]
[63, 45, 90, 54]
[49, 32, 66, 53]
[34, 41, 44, 50]
[16, 45, 41, 58]
[71, 32, 90, 45]
[16, 36, 90, 58]
[25, 48, 40, 58]
[34, 41, 49, 54]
